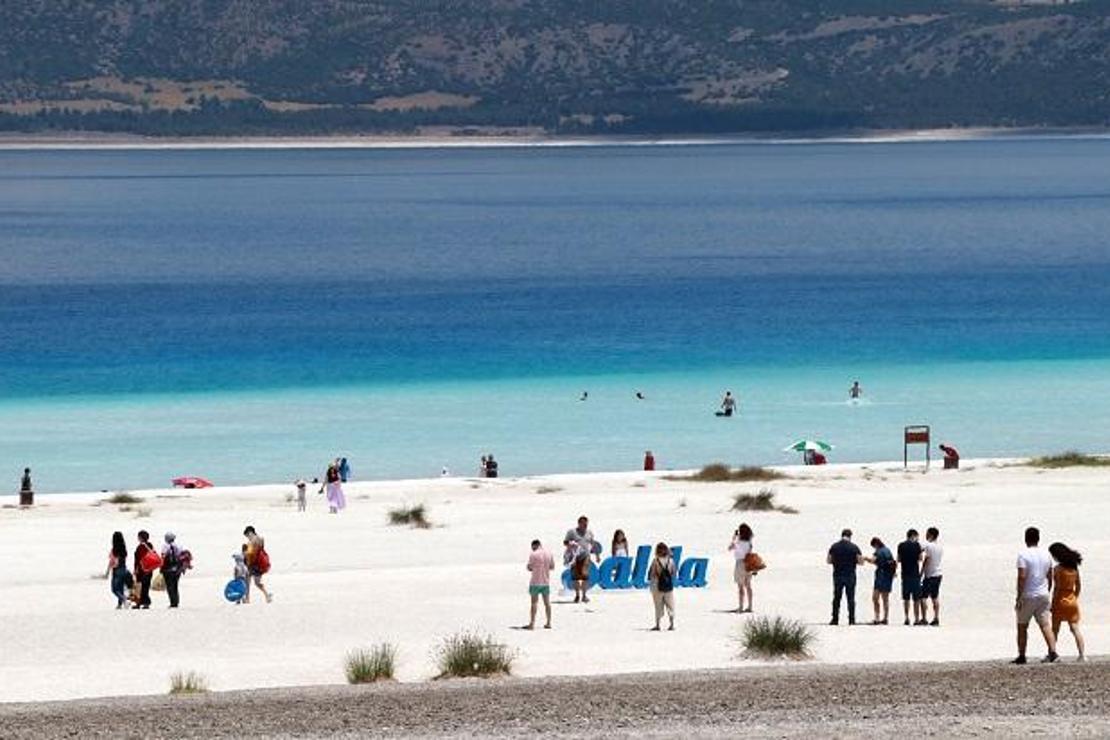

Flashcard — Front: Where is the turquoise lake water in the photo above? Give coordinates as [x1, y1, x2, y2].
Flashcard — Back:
[2, 138, 1110, 491]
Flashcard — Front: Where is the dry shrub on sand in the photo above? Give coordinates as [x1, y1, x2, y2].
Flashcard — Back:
[346, 643, 397, 684]
[169, 671, 209, 694]
[435, 631, 514, 678]
[388, 503, 431, 529]
[670, 464, 786, 483]
[732, 488, 798, 514]
[105, 492, 144, 504]
[1030, 451, 1110, 468]
[741, 616, 814, 660]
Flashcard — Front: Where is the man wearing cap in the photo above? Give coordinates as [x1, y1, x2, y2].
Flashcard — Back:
[827, 528, 864, 625]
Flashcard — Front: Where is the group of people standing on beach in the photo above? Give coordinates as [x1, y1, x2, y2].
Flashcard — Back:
[105, 526, 272, 609]
[107, 529, 192, 609]
[827, 526, 944, 626]
[524, 516, 680, 632]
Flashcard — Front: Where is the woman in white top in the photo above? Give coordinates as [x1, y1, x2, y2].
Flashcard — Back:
[729, 522, 754, 613]
[611, 529, 629, 558]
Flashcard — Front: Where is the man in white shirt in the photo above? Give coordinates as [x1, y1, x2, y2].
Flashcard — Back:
[1013, 526, 1058, 664]
[921, 527, 944, 626]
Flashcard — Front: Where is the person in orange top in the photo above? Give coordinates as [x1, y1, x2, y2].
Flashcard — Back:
[1048, 542, 1085, 661]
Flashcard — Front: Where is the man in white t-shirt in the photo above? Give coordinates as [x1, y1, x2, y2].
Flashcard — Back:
[1013, 526, 1058, 664]
[921, 527, 944, 626]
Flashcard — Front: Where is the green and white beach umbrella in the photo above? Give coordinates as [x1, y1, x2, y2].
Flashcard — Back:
[783, 439, 834, 453]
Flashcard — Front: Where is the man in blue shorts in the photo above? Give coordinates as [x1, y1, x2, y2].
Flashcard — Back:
[897, 529, 925, 625]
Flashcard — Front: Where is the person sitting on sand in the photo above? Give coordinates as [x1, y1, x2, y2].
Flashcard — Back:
[827, 528, 863, 626]
[648, 542, 677, 631]
[1014, 526, 1057, 664]
[133, 530, 155, 610]
[243, 526, 273, 604]
[729, 523, 754, 613]
[864, 537, 895, 625]
[1049, 542, 1084, 661]
[612, 529, 629, 558]
[897, 529, 925, 625]
[564, 516, 599, 604]
[526, 539, 554, 630]
[106, 531, 129, 609]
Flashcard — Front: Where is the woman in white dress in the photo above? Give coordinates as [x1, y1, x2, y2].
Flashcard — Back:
[729, 522, 754, 613]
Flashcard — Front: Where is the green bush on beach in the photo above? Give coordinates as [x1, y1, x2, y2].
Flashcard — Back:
[1030, 451, 1110, 468]
[670, 464, 786, 483]
[345, 643, 397, 684]
[168, 671, 209, 694]
[733, 488, 798, 514]
[435, 631, 514, 678]
[388, 503, 431, 529]
[740, 616, 814, 660]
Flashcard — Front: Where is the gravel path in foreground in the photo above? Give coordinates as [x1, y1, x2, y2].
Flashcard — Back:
[2, 659, 1107, 738]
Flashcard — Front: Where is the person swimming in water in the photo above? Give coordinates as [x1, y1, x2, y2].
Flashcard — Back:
[849, 381, 862, 400]
[579, 391, 588, 401]
[718, 391, 737, 417]
[635, 391, 645, 400]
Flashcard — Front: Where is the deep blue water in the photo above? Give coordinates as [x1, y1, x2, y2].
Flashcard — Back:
[2, 139, 1110, 491]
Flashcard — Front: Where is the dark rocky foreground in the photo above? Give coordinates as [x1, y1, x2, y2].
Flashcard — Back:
[1, 659, 1107, 738]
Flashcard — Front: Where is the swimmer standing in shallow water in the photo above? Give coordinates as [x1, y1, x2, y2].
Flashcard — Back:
[718, 391, 737, 417]
[849, 380, 863, 400]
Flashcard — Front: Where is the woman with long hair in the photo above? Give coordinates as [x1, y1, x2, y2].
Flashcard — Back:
[728, 523, 754, 613]
[648, 542, 676, 631]
[106, 531, 129, 609]
[611, 529, 629, 558]
[1048, 542, 1085, 661]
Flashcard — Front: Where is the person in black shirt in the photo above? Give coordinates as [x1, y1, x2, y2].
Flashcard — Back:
[827, 528, 864, 625]
[897, 529, 925, 625]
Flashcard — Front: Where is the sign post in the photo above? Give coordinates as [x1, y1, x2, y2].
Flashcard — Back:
[904, 425, 931, 469]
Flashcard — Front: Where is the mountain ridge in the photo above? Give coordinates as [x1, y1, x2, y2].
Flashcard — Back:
[1, 1, 1107, 136]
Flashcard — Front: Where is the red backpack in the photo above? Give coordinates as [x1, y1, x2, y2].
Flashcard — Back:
[254, 547, 271, 574]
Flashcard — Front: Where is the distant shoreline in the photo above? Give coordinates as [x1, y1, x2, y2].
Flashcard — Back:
[1, 126, 1108, 151]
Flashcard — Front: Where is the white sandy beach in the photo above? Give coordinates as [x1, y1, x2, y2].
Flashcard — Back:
[0, 458, 1105, 703]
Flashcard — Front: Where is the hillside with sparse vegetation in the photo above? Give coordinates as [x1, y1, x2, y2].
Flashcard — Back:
[0, 0, 1106, 136]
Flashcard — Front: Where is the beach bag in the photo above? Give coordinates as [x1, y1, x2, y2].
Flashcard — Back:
[152, 572, 166, 592]
[140, 547, 162, 573]
[744, 551, 767, 573]
[657, 561, 674, 593]
[254, 547, 271, 575]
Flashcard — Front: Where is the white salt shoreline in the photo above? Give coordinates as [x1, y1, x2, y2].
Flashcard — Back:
[0, 457, 1105, 703]
[0, 127, 1108, 151]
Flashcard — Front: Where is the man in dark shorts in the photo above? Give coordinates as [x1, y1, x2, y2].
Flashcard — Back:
[827, 528, 864, 625]
[921, 526, 944, 626]
[897, 529, 925, 625]
[564, 516, 599, 603]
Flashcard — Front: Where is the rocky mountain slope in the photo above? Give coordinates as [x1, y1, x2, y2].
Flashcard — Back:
[1, 0, 1106, 135]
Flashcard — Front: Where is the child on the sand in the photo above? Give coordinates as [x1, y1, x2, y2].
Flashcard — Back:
[526, 539, 554, 630]
[232, 552, 249, 604]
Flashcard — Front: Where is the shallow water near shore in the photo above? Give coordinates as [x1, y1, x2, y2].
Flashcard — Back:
[2, 138, 1110, 491]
